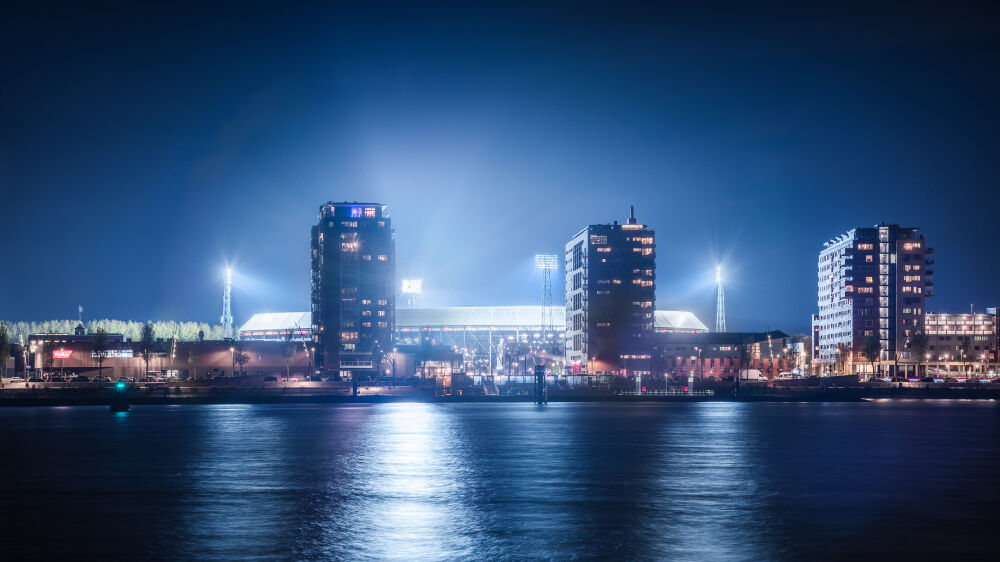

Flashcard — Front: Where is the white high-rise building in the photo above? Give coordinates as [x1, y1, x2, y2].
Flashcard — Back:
[812, 224, 933, 377]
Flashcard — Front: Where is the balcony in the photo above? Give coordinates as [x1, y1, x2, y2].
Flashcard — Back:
[340, 360, 374, 369]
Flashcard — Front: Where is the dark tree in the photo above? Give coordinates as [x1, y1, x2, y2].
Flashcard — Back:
[959, 338, 972, 376]
[862, 335, 882, 378]
[138, 322, 156, 381]
[0, 323, 10, 386]
[908, 330, 929, 378]
[92, 328, 110, 381]
[198, 329, 205, 343]
[233, 340, 250, 377]
[281, 331, 296, 380]
[186, 348, 200, 381]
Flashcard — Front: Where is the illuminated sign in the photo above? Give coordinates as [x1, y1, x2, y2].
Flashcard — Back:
[52, 349, 73, 359]
[350, 206, 363, 218]
[401, 279, 423, 294]
[91, 349, 133, 358]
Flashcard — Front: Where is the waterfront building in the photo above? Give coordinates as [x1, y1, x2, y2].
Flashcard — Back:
[23, 338, 312, 381]
[311, 202, 395, 380]
[654, 330, 794, 381]
[564, 206, 656, 374]
[241, 306, 706, 376]
[812, 223, 933, 377]
[922, 310, 998, 376]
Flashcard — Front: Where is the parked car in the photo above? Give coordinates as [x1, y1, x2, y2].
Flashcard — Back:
[49, 376, 66, 382]
[263, 376, 278, 382]
[70, 376, 90, 383]
[28, 377, 43, 383]
[7, 376, 24, 383]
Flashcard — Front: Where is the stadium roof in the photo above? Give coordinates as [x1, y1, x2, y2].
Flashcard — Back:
[654, 310, 709, 332]
[238, 312, 311, 333]
[238, 307, 709, 333]
[397, 306, 564, 328]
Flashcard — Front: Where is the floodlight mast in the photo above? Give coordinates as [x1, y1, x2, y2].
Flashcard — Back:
[715, 265, 726, 332]
[401, 279, 423, 309]
[535, 254, 559, 334]
[221, 267, 234, 339]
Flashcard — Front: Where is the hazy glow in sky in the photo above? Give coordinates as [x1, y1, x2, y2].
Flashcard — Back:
[2, 2, 998, 332]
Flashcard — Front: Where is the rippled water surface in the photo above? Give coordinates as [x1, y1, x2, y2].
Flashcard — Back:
[2, 401, 998, 560]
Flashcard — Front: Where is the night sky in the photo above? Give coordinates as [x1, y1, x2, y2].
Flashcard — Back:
[2, 1, 998, 332]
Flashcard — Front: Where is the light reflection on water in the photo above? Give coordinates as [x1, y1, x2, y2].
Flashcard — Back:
[1, 401, 998, 560]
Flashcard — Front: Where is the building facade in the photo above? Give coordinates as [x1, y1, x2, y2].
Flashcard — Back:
[924, 311, 998, 366]
[311, 202, 395, 380]
[813, 224, 933, 376]
[565, 207, 656, 374]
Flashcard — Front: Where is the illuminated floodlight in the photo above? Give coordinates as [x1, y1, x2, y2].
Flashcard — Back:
[715, 265, 722, 284]
[226, 267, 233, 283]
[535, 254, 558, 270]
[401, 279, 423, 294]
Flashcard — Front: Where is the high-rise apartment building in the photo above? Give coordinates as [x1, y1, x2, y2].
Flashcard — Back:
[813, 223, 933, 376]
[311, 202, 395, 380]
[565, 207, 656, 374]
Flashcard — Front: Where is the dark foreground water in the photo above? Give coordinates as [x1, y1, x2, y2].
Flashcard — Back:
[1, 401, 998, 560]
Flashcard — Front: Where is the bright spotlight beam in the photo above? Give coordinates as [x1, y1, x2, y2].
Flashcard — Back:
[535, 254, 558, 270]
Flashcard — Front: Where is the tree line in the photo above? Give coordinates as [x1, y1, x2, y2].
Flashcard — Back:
[0, 319, 227, 343]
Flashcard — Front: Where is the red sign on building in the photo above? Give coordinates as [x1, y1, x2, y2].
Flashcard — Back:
[52, 349, 73, 359]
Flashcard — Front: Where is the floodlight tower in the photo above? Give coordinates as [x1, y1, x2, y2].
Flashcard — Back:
[715, 265, 726, 332]
[535, 254, 559, 333]
[401, 279, 422, 309]
[221, 267, 234, 339]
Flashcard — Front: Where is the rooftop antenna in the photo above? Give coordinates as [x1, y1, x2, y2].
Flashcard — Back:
[628, 204, 637, 225]
[221, 268, 234, 339]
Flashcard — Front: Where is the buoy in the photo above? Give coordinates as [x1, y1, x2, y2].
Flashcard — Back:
[110, 380, 130, 412]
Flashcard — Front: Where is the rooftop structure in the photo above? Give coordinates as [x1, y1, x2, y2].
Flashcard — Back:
[238, 312, 312, 341]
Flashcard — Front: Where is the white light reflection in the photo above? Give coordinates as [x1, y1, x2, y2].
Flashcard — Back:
[342, 403, 476, 560]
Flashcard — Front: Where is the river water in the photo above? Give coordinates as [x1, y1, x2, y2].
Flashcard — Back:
[1, 401, 998, 560]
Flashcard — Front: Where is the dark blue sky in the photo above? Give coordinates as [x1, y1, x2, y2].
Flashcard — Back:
[2, 1, 998, 332]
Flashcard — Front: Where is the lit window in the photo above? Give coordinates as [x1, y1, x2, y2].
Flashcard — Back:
[364, 207, 376, 218]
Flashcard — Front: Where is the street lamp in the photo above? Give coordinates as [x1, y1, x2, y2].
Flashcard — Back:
[230, 346, 235, 378]
[694, 346, 703, 388]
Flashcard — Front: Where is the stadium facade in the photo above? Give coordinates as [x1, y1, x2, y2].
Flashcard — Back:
[240, 306, 707, 373]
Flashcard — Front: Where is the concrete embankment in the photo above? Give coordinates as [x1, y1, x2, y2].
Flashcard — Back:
[1, 381, 998, 406]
